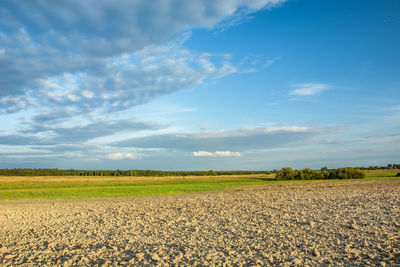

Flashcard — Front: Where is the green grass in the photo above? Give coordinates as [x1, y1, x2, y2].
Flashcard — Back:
[0, 171, 398, 201]
[0, 176, 277, 201]
[365, 172, 399, 179]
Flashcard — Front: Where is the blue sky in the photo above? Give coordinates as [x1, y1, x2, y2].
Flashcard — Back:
[0, 0, 399, 170]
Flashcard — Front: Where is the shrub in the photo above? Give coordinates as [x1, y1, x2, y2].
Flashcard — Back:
[275, 167, 365, 180]
[275, 168, 299, 180]
[396, 172, 400, 177]
[329, 168, 365, 179]
[298, 168, 325, 180]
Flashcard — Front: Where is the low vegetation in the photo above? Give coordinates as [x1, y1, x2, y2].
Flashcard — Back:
[0, 175, 277, 201]
[275, 167, 365, 181]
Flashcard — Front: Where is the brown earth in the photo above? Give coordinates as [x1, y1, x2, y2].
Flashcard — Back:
[0, 179, 399, 266]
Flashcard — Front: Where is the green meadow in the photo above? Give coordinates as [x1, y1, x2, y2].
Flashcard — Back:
[0, 171, 398, 201]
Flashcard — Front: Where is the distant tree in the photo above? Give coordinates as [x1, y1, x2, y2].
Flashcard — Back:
[208, 170, 216, 176]
[320, 166, 328, 172]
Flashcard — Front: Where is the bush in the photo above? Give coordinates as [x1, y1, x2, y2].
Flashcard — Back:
[298, 168, 325, 180]
[329, 168, 365, 179]
[275, 167, 365, 180]
[275, 168, 299, 180]
[396, 172, 400, 177]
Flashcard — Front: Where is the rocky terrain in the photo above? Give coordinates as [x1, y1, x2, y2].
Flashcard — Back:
[1, 179, 399, 266]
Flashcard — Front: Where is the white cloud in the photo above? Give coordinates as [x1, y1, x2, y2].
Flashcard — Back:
[193, 151, 216, 157]
[0, 0, 287, 104]
[106, 152, 138, 160]
[82, 90, 94, 99]
[1, 38, 267, 117]
[289, 83, 328, 96]
[193, 151, 242, 157]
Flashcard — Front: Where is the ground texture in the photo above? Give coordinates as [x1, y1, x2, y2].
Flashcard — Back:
[0, 179, 399, 266]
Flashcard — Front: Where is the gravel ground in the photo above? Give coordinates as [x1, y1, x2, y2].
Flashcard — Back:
[0, 179, 399, 266]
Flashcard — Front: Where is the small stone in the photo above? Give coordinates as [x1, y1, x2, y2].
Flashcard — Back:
[313, 249, 320, 257]
[4, 254, 16, 260]
[292, 258, 302, 265]
[151, 253, 161, 261]
[136, 253, 145, 260]
[380, 262, 386, 267]
[309, 221, 316, 227]
[268, 255, 274, 263]
[350, 223, 359, 230]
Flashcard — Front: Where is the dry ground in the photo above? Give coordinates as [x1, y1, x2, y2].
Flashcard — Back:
[1, 179, 399, 266]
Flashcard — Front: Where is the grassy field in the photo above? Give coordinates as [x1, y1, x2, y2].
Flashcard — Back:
[0, 171, 398, 201]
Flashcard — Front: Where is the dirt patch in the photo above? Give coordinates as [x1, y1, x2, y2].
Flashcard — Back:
[0, 179, 399, 266]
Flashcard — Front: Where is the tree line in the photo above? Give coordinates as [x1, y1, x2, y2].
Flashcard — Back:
[275, 167, 365, 181]
[0, 163, 397, 177]
[0, 168, 270, 177]
[357, 163, 400, 170]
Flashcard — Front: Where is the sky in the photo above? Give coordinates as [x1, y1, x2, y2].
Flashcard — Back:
[0, 0, 399, 170]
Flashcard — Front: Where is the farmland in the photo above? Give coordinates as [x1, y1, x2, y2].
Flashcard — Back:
[0, 170, 399, 201]
[1, 176, 399, 265]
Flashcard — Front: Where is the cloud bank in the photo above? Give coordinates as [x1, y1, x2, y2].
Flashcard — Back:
[0, 0, 286, 114]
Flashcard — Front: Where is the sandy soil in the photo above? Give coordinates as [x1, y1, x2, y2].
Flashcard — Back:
[0, 179, 399, 266]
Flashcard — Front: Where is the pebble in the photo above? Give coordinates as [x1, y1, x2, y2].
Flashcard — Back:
[313, 249, 320, 257]
[135, 253, 145, 260]
[292, 258, 302, 265]
[151, 253, 161, 261]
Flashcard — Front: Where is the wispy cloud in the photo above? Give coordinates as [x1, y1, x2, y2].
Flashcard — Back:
[214, 1, 287, 32]
[106, 152, 139, 160]
[289, 83, 328, 96]
[193, 151, 242, 157]
[22, 119, 163, 143]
